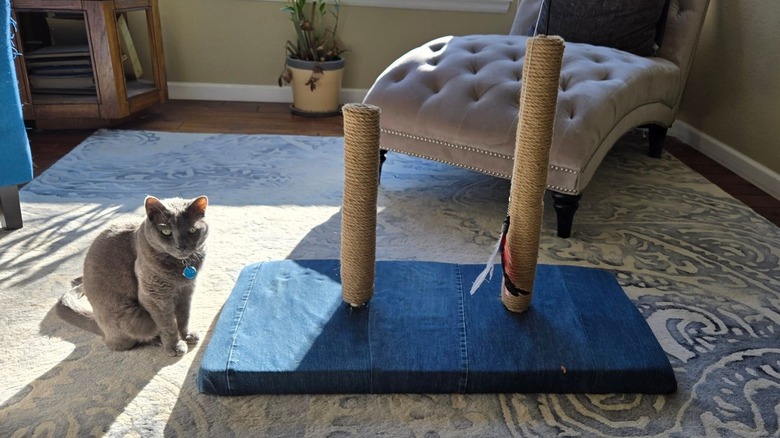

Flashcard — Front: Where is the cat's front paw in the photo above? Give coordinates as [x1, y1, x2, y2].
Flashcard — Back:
[183, 332, 200, 345]
[166, 340, 188, 357]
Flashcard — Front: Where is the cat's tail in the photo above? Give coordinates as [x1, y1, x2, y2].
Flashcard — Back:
[56, 282, 103, 336]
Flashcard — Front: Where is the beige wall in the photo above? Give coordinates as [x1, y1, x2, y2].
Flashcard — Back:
[676, 0, 780, 174]
[156, 0, 516, 90]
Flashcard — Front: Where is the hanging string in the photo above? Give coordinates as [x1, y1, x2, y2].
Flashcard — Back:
[469, 216, 509, 295]
[533, 0, 552, 37]
[547, 0, 552, 34]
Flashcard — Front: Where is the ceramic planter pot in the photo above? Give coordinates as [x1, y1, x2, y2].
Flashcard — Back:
[286, 57, 345, 117]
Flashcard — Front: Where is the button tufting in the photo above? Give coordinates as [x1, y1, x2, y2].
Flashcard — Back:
[468, 60, 480, 74]
[429, 42, 446, 52]
[471, 86, 481, 102]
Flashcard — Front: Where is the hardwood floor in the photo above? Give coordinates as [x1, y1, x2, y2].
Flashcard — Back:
[25, 100, 780, 227]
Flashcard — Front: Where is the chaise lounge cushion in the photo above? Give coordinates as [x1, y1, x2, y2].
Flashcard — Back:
[365, 35, 680, 194]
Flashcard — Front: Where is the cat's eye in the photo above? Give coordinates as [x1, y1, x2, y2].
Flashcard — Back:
[188, 227, 197, 234]
[160, 227, 172, 236]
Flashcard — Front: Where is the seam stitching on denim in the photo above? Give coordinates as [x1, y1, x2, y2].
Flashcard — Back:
[225, 263, 261, 396]
[456, 264, 469, 393]
[367, 280, 374, 393]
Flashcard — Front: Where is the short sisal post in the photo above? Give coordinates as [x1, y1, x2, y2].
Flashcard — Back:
[340, 103, 381, 307]
[502, 35, 564, 313]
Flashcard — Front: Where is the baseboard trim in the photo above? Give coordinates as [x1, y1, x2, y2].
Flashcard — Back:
[670, 120, 780, 201]
[167, 81, 368, 106]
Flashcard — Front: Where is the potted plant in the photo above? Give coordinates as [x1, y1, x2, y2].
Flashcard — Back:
[278, 0, 346, 116]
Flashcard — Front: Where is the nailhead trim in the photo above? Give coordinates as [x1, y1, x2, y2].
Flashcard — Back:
[548, 164, 579, 174]
[546, 184, 579, 194]
[381, 128, 514, 161]
[381, 147, 580, 194]
[381, 129, 582, 175]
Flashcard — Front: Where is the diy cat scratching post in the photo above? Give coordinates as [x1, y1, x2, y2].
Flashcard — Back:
[340, 104, 380, 307]
[502, 36, 563, 313]
[197, 36, 677, 396]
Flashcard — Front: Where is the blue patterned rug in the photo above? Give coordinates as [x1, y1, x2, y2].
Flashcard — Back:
[1, 129, 778, 436]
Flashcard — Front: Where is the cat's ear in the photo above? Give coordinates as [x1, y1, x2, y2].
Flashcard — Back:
[144, 196, 167, 220]
[188, 196, 208, 218]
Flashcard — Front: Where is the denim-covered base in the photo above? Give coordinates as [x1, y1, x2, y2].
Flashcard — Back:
[197, 260, 676, 395]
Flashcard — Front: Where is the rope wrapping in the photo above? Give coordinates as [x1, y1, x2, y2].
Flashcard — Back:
[341, 103, 381, 306]
[502, 35, 564, 313]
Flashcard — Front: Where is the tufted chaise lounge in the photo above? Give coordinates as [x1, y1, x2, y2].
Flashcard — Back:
[1, 0, 34, 230]
[364, 0, 710, 237]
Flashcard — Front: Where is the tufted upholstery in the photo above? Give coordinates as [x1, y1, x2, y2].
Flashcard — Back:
[364, 0, 710, 237]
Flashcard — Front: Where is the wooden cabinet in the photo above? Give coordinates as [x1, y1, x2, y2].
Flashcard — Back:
[11, 0, 167, 129]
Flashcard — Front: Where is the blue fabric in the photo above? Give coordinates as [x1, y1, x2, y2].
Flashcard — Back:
[1, 0, 33, 187]
[198, 260, 676, 395]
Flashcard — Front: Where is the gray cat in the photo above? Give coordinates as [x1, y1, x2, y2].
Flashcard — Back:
[57, 195, 209, 356]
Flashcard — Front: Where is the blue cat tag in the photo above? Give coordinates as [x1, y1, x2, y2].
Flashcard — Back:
[183, 266, 198, 279]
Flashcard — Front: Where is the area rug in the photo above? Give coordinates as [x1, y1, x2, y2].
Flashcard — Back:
[1, 129, 778, 437]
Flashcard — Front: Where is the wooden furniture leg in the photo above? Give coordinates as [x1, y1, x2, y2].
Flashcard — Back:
[378, 149, 387, 181]
[551, 191, 581, 239]
[648, 125, 668, 158]
[0, 185, 23, 230]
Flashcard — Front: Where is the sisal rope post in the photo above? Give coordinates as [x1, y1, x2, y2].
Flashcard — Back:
[502, 35, 564, 313]
[341, 103, 381, 307]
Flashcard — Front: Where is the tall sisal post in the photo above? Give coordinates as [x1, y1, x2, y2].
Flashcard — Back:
[502, 36, 565, 313]
[340, 103, 381, 307]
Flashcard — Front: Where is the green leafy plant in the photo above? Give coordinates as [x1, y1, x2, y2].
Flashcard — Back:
[278, 0, 345, 89]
